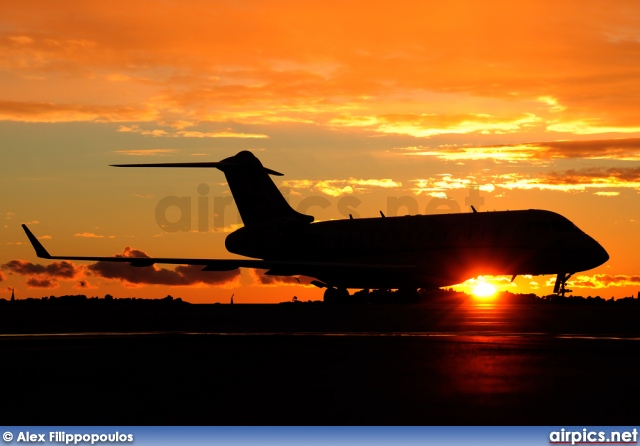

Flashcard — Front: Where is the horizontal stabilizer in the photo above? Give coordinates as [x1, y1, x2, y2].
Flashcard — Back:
[111, 161, 283, 176]
[112, 151, 311, 226]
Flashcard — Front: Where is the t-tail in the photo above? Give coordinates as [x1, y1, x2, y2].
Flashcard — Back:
[112, 150, 314, 226]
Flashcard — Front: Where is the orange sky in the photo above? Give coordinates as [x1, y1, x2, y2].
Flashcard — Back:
[2, 0, 640, 302]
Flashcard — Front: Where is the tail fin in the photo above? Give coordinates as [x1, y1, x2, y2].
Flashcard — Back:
[112, 150, 313, 226]
[217, 151, 314, 225]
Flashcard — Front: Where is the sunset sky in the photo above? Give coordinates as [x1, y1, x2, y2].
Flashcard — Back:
[2, 0, 640, 303]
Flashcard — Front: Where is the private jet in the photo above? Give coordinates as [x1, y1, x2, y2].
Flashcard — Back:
[22, 150, 609, 300]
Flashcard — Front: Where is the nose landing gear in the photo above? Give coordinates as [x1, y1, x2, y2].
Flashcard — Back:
[553, 273, 573, 297]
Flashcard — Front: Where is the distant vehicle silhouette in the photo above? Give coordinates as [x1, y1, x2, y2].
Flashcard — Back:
[22, 151, 608, 301]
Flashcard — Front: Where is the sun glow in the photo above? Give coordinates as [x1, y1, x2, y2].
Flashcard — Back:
[472, 280, 497, 298]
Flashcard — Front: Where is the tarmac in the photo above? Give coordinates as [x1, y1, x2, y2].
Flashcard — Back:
[1, 302, 639, 425]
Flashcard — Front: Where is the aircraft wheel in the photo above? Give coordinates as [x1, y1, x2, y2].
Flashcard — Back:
[324, 287, 349, 302]
[323, 287, 337, 303]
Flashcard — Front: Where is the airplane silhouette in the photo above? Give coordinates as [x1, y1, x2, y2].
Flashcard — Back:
[22, 150, 608, 300]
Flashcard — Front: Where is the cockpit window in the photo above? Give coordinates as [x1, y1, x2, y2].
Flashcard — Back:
[528, 221, 582, 233]
[550, 221, 581, 233]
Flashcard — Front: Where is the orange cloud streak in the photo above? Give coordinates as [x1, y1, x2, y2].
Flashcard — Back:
[570, 274, 640, 289]
[2, 1, 640, 136]
[399, 138, 640, 161]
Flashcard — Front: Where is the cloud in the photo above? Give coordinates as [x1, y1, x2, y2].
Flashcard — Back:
[116, 125, 268, 139]
[496, 168, 640, 193]
[538, 96, 566, 113]
[0, 101, 157, 123]
[314, 182, 353, 197]
[3, 1, 640, 138]
[539, 167, 640, 192]
[397, 138, 640, 162]
[569, 274, 640, 289]
[74, 232, 105, 238]
[201, 223, 244, 234]
[544, 167, 640, 185]
[250, 269, 314, 286]
[87, 247, 241, 286]
[9, 36, 34, 45]
[2, 259, 80, 289]
[536, 139, 640, 160]
[547, 122, 640, 135]
[412, 176, 473, 194]
[26, 277, 59, 288]
[400, 163, 640, 195]
[176, 130, 268, 139]
[0, 271, 5, 281]
[280, 178, 401, 197]
[113, 148, 177, 156]
[330, 113, 542, 138]
[399, 144, 545, 162]
[2, 259, 81, 279]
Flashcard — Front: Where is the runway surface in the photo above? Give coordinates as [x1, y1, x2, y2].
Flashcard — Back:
[1, 302, 639, 425]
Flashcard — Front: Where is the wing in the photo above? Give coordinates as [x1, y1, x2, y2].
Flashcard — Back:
[22, 224, 416, 272]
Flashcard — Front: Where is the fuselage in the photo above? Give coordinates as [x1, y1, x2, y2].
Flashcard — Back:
[23, 150, 609, 295]
[225, 209, 609, 289]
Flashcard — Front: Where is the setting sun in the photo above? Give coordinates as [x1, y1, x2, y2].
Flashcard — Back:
[473, 281, 497, 298]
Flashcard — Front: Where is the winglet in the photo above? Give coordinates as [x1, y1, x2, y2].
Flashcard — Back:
[21, 224, 52, 259]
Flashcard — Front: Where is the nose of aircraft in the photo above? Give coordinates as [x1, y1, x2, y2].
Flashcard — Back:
[586, 237, 609, 270]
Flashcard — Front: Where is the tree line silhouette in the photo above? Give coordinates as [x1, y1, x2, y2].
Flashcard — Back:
[0, 293, 188, 306]
[285, 288, 640, 305]
[2, 289, 640, 306]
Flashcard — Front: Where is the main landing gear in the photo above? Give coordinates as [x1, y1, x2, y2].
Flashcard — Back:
[553, 273, 573, 297]
[312, 280, 350, 302]
[323, 287, 349, 303]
